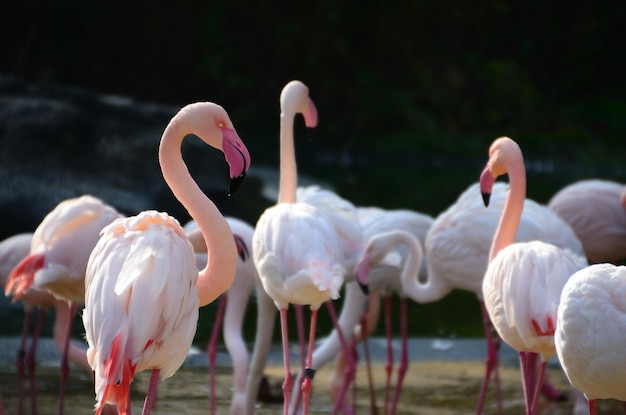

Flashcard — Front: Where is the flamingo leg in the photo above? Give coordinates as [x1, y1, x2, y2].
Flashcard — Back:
[588, 399, 597, 415]
[475, 300, 503, 415]
[58, 302, 78, 415]
[141, 369, 161, 415]
[292, 304, 307, 413]
[323, 301, 357, 415]
[207, 294, 227, 415]
[519, 352, 542, 415]
[360, 304, 378, 415]
[17, 308, 32, 415]
[383, 296, 393, 415]
[27, 307, 47, 415]
[279, 307, 292, 415]
[390, 297, 409, 415]
[301, 308, 319, 415]
[530, 360, 547, 414]
[294, 304, 307, 369]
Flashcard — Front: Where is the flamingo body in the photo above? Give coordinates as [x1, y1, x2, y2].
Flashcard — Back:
[254, 202, 345, 309]
[556, 263, 626, 403]
[548, 179, 626, 264]
[483, 240, 586, 359]
[5, 195, 121, 304]
[84, 211, 200, 413]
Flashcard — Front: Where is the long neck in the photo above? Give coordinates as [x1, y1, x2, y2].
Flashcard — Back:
[277, 111, 297, 203]
[488, 160, 526, 262]
[159, 119, 237, 307]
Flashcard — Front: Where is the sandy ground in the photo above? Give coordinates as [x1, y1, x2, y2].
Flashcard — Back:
[1, 338, 624, 414]
[2, 360, 625, 415]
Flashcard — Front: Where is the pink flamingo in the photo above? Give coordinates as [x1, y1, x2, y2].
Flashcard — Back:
[185, 217, 258, 415]
[423, 178, 585, 414]
[1, 233, 94, 415]
[252, 80, 357, 415]
[5, 195, 121, 415]
[81, 101, 251, 415]
[555, 263, 626, 415]
[309, 207, 433, 415]
[548, 179, 626, 264]
[480, 136, 587, 415]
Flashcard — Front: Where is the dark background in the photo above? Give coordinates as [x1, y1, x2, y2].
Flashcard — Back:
[1, 1, 625, 341]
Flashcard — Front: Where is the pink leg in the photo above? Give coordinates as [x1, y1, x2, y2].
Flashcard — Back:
[324, 301, 356, 415]
[475, 301, 503, 415]
[530, 360, 547, 414]
[207, 294, 227, 415]
[389, 297, 409, 415]
[301, 309, 318, 415]
[279, 308, 292, 415]
[360, 307, 378, 415]
[27, 307, 47, 415]
[17, 309, 32, 415]
[519, 352, 541, 415]
[383, 296, 393, 415]
[292, 304, 307, 413]
[294, 305, 307, 369]
[58, 302, 78, 415]
[141, 369, 161, 415]
[588, 399, 597, 415]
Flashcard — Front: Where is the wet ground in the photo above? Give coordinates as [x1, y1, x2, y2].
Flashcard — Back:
[0, 337, 624, 414]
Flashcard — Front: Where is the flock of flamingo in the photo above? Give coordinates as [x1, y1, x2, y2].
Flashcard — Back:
[1, 79, 625, 415]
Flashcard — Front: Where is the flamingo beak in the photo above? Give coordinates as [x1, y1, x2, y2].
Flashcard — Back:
[480, 166, 495, 207]
[221, 127, 251, 196]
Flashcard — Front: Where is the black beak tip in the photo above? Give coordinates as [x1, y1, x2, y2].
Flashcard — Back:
[228, 174, 246, 196]
[481, 192, 491, 207]
[358, 280, 369, 296]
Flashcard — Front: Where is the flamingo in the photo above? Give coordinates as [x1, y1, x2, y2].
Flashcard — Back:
[1, 233, 94, 415]
[82, 101, 251, 415]
[555, 263, 626, 415]
[548, 179, 626, 264]
[185, 217, 258, 415]
[4, 195, 121, 415]
[480, 136, 587, 415]
[252, 80, 358, 415]
[422, 177, 585, 414]
[303, 206, 433, 415]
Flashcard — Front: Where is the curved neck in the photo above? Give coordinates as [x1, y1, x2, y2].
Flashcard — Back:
[277, 112, 298, 203]
[390, 232, 450, 302]
[159, 118, 237, 307]
[488, 159, 526, 262]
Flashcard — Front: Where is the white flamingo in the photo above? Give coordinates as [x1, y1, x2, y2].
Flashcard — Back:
[1, 233, 94, 415]
[82, 102, 251, 415]
[301, 206, 433, 415]
[555, 263, 626, 415]
[5, 195, 121, 415]
[480, 136, 587, 415]
[548, 179, 626, 264]
[422, 178, 585, 414]
[252, 80, 365, 415]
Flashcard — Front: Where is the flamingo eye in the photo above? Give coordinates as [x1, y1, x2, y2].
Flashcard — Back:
[218, 122, 224, 128]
